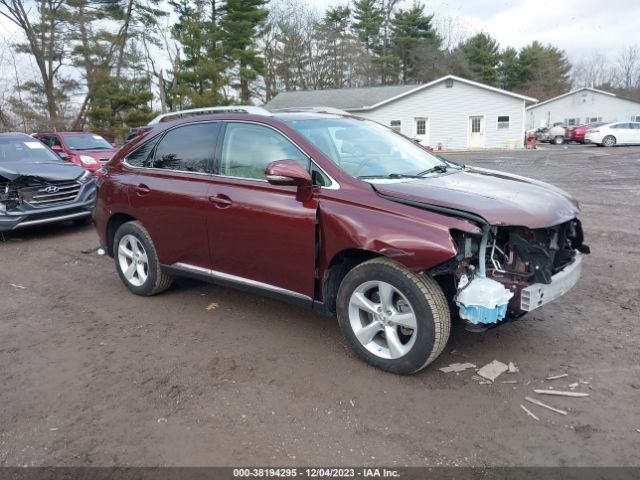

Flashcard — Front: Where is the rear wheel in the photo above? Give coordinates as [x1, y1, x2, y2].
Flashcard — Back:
[336, 258, 450, 374]
[602, 135, 616, 147]
[113, 221, 172, 296]
[553, 136, 564, 145]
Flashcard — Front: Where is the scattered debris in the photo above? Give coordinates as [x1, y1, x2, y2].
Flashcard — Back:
[157, 417, 167, 424]
[349, 399, 355, 407]
[9, 283, 26, 289]
[206, 303, 219, 311]
[579, 380, 590, 385]
[477, 360, 509, 381]
[49, 428, 58, 431]
[545, 373, 568, 380]
[524, 396, 568, 416]
[97, 248, 106, 256]
[533, 390, 589, 398]
[520, 404, 539, 421]
[501, 380, 518, 384]
[507, 362, 519, 373]
[478, 380, 492, 385]
[636, 429, 640, 434]
[439, 362, 476, 373]
[568, 382, 579, 389]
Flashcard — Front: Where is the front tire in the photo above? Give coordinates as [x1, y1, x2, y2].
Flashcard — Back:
[113, 221, 172, 296]
[602, 135, 616, 147]
[336, 258, 451, 374]
[553, 136, 564, 145]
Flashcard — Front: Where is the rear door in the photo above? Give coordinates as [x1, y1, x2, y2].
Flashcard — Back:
[205, 121, 318, 299]
[127, 121, 221, 269]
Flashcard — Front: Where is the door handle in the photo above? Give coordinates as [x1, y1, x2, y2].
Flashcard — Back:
[208, 194, 232, 208]
[134, 184, 150, 196]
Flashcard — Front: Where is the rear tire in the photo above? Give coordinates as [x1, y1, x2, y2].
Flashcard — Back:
[602, 135, 616, 147]
[553, 136, 564, 145]
[113, 221, 172, 296]
[336, 258, 450, 374]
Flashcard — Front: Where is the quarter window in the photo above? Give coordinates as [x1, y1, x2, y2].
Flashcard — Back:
[390, 120, 401, 132]
[497, 116, 510, 129]
[219, 123, 309, 180]
[125, 136, 160, 168]
[152, 122, 219, 173]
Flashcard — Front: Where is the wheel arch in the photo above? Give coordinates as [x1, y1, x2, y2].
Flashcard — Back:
[106, 213, 137, 257]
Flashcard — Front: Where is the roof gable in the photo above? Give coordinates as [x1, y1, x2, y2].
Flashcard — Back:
[266, 75, 537, 111]
[526, 87, 640, 110]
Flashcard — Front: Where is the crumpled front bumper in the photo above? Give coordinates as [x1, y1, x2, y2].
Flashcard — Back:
[520, 253, 583, 312]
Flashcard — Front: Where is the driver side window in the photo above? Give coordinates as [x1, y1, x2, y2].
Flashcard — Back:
[219, 123, 309, 180]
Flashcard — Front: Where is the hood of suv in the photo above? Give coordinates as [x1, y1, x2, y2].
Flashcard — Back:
[373, 167, 579, 229]
[0, 161, 86, 182]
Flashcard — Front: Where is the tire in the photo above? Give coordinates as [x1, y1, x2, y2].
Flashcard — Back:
[553, 136, 564, 145]
[602, 135, 616, 147]
[113, 221, 172, 296]
[336, 258, 451, 374]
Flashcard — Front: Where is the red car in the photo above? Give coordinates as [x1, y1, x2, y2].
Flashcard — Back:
[33, 132, 117, 173]
[94, 107, 589, 374]
[571, 122, 607, 144]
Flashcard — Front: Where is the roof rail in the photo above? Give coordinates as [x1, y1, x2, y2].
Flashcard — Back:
[271, 106, 352, 116]
[148, 105, 272, 125]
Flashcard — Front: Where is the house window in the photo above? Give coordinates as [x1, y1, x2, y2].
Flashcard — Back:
[587, 117, 601, 123]
[415, 118, 426, 135]
[497, 115, 510, 129]
[390, 120, 401, 132]
[565, 118, 580, 126]
[632, 115, 640, 122]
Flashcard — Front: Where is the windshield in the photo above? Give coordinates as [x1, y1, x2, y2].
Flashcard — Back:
[283, 116, 454, 179]
[0, 138, 62, 163]
[64, 134, 112, 150]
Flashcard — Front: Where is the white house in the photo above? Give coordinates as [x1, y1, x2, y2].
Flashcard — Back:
[265, 75, 537, 150]
[526, 87, 640, 129]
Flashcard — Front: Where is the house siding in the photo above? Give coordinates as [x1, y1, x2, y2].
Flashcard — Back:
[527, 90, 640, 129]
[352, 80, 527, 149]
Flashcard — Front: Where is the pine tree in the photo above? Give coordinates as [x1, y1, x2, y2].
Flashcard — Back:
[518, 41, 572, 99]
[221, 0, 269, 103]
[391, 3, 440, 84]
[457, 32, 501, 86]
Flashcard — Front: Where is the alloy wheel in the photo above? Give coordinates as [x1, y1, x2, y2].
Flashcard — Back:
[117, 234, 149, 287]
[348, 280, 417, 359]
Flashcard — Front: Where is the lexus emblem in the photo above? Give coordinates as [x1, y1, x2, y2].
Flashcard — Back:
[45, 186, 59, 194]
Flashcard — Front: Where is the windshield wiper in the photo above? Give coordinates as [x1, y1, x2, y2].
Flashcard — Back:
[416, 164, 448, 176]
[358, 173, 426, 179]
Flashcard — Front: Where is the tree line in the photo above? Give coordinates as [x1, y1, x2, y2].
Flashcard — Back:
[1, 0, 639, 139]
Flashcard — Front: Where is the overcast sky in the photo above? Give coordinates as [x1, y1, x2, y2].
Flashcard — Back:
[308, 0, 640, 59]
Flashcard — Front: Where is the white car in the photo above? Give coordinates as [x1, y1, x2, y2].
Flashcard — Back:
[584, 121, 640, 147]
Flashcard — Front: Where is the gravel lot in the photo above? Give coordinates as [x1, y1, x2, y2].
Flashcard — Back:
[1, 145, 639, 467]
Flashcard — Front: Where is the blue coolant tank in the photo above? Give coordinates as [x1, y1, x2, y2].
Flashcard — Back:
[455, 275, 514, 325]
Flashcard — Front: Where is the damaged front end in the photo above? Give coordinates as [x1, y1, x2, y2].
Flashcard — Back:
[444, 219, 589, 329]
[0, 171, 96, 232]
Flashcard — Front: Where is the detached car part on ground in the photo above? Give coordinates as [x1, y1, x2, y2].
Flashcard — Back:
[95, 108, 589, 375]
[0, 133, 96, 232]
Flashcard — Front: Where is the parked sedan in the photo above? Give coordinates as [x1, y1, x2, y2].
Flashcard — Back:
[33, 131, 117, 172]
[571, 122, 607, 144]
[0, 133, 97, 232]
[585, 122, 640, 146]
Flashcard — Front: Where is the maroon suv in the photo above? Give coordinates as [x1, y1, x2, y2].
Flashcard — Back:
[94, 108, 589, 374]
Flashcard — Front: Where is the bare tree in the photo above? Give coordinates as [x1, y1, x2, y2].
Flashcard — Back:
[0, 0, 67, 126]
[434, 14, 471, 52]
[572, 51, 613, 88]
[616, 44, 639, 91]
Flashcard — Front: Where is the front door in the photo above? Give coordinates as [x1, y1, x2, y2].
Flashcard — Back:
[206, 122, 318, 299]
[468, 115, 485, 149]
[414, 117, 430, 146]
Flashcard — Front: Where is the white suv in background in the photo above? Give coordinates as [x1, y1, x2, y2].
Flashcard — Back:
[585, 121, 640, 147]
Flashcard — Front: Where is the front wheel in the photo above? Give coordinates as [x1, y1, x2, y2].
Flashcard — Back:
[553, 136, 564, 145]
[113, 221, 173, 296]
[336, 258, 451, 374]
[602, 135, 616, 147]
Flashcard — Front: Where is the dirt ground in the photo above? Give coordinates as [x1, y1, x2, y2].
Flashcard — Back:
[1, 145, 639, 467]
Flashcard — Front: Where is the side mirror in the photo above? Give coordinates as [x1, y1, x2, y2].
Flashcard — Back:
[265, 160, 313, 202]
[265, 160, 312, 187]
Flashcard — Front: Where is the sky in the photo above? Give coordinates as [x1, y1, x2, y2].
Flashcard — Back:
[307, 0, 640, 59]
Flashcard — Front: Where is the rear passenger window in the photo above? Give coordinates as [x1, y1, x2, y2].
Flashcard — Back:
[126, 136, 160, 168]
[153, 122, 219, 173]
